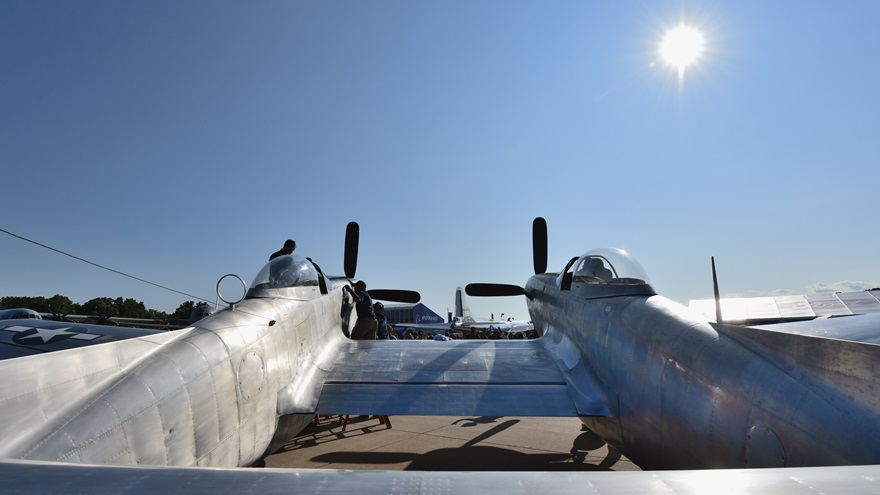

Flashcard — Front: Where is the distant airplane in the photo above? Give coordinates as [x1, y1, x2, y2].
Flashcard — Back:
[389, 287, 534, 338]
[451, 286, 534, 335]
[0, 308, 42, 321]
[1, 219, 879, 492]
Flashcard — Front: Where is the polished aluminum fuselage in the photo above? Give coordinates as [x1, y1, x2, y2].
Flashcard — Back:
[527, 273, 880, 469]
[0, 281, 353, 467]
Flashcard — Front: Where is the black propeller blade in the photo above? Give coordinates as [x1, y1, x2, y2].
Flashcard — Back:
[367, 289, 421, 304]
[465, 217, 543, 298]
[344, 222, 359, 279]
[344, 222, 418, 303]
[533, 217, 547, 275]
[466, 283, 525, 297]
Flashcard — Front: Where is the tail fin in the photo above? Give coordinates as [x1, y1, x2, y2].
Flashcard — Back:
[454, 287, 475, 323]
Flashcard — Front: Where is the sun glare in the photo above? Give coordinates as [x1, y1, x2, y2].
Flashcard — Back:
[661, 24, 704, 79]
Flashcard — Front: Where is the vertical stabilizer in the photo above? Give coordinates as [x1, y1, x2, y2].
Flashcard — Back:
[454, 287, 475, 323]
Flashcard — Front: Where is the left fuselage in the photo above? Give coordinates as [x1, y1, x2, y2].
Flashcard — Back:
[1, 282, 353, 467]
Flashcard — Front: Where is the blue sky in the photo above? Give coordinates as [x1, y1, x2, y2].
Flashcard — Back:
[2, 1, 878, 322]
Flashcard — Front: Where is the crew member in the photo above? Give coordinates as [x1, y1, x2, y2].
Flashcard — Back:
[270, 239, 296, 261]
[344, 281, 378, 340]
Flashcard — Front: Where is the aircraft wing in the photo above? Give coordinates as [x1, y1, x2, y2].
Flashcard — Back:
[752, 312, 880, 345]
[311, 339, 611, 417]
[2, 459, 880, 494]
[49, 313, 176, 327]
[689, 289, 880, 325]
[0, 319, 166, 360]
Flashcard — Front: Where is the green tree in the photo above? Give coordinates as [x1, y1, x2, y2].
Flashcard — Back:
[0, 296, 48, 311]
[47, 294, 76, 320]
[170, 301, 206, 321]
[113, 297, 149, 319]
[81, 297, 116, 319]
[1, 294, 171, 322]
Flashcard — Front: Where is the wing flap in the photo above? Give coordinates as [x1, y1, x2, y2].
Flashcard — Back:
[317, 383, 577, 416]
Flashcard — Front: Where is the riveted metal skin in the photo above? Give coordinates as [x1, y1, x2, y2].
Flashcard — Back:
[2, 245, 880, 474]
[526, 269, 880, 470]
[0, 274, 353, 468]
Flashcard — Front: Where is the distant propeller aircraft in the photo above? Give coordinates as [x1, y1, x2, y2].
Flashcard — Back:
[1, 219, 879, 493]
[451, 286, 534, 335]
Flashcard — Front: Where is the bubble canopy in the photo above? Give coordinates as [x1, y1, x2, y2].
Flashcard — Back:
[250, 254, 319, 290]
[573, 247, 651, 285]
[557, 247, 655, 298]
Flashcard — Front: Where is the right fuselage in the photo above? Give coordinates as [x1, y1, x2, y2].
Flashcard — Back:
[526, 272, 880, 469]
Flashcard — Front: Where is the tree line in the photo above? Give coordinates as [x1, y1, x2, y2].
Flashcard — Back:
[0, 295, 205, 323]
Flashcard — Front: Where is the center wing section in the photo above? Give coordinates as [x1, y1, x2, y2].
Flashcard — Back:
[315, 340, 584, 417]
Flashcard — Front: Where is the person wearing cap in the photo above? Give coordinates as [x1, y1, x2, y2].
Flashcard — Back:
[344, 280, 378, 340]
[374, 301, 389, 340]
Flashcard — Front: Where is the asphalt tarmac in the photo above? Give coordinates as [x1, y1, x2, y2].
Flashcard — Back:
[263, 415, 640, 472]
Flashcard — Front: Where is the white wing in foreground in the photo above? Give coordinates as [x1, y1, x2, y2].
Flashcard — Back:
[1, 459, 879, 495]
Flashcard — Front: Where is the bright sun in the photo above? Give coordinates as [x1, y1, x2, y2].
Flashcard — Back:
[661, 24, 704, 78]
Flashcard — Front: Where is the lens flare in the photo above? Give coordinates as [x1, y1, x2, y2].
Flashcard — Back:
[661, 24, 704, 79]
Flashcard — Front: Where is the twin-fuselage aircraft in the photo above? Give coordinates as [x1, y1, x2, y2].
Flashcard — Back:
[1, 218, 879, 492]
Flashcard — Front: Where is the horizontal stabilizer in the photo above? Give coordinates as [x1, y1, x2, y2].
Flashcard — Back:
[690, 289, 880, 325]
[716, 320, 880, 411]
[754, 312, 880, 345]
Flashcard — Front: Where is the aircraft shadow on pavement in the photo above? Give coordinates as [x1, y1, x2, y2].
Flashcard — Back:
[311, 443, 620, 472]
[274, 416, 625, 471]
[451, 415, 503, 427]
